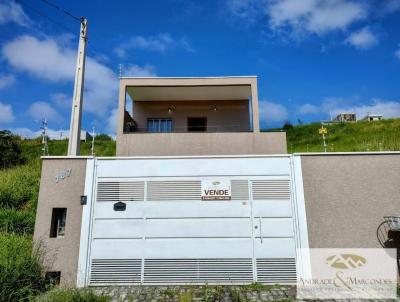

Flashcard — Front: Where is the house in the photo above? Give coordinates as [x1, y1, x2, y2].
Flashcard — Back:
[33, 76, 400, 288]
[333, 112, 357, 122]
[363, 113, 383, 122]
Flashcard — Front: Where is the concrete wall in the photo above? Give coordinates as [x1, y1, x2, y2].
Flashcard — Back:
[116, 131, 287, 156]
[33, 158, 87, 287]
[131, 100, 250, 132]
[301, 154, 400, 248]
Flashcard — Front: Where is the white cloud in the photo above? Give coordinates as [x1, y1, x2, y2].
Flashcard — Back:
[259, 100, 288, 122]
[227, 0, 368, 37]
[345, 27, 378, 49]
[9, 127, 39, 138]
[0, 1, 30, 27]
[395, 45, 400, 60]
[0, 102, 15, 123]
[115, 34, 174, 58]
[298, 103, 319, 115]
[51, 93, 71, 108]
[268, 0, 367, 35]
[0, 73, 15, 89]
[124, 64, 157, 77]
[2, 35, 119, 116]
[10, 127, 70, 139]
[27, 101, 62, 123]
[107, 108, 119, 134]
[380, 0, 400, 15]
[2, 35, 76, 81]
[328, 99, 400, 119]
[226, 0, 262, 23]
[115, 34, 193, 58]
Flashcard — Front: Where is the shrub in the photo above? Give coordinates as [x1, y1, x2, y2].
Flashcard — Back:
[34, 288, 111, 302]
[0, 130, 25, 169]
[0, 233, 46, 302]
[282, 122, 294, 131]
[95, 134, 113, 141]
[0, 208, 35, 234]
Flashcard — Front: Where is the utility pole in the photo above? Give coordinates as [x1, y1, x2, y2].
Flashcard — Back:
[67, 17, 88, 156]
[41, 119, 49, 156]
[91, 126, 95, 156]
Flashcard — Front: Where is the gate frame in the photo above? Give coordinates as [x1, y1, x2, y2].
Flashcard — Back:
[76, 155, 310, 287]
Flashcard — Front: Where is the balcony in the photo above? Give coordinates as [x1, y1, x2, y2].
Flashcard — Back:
[116, 77, 287, 156]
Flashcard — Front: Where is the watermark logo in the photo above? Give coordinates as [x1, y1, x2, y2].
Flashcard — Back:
[297, 248, 397, 299]
[326, 254, 366, 269]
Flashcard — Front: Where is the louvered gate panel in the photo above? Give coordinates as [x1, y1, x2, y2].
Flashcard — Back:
[231, 180, 249, 200]
[256, 258, 296, 284]
[143, 259, 198, 283]
[198, 259, 253, 283]
[96, 182, 145, 202]
[143, 259, 253, 284]
[89, 259, 141, 285]
[147, 181, 201, 201]
[252, 180, 291, 200]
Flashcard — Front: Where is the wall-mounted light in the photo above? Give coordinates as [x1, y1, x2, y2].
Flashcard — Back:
[168, 107, 172, 113]
[213, 106, 217, 111]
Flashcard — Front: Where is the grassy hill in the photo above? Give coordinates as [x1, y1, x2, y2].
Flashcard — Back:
[0, 138, 116, 232]
[285, 118, 400, 153]
[0, 137, 116, 301]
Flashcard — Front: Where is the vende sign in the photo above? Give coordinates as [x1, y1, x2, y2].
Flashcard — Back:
[201, 180, 231, 200]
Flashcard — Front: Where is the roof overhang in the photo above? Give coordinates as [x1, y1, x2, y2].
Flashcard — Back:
[122, 76, 255, 101]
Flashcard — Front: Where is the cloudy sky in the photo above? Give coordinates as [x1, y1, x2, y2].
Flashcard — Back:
[0, 0, 400, 136]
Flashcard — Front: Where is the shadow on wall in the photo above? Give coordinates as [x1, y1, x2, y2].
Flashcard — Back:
[377, 219, 400, 274]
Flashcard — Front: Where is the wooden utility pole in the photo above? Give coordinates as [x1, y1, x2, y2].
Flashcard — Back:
[68, 18, 88, 156]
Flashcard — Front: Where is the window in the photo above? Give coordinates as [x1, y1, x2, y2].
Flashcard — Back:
[147, 119, 172, 132]
[188, 117, 207, 132]
[45, 271, 61, 286]
[50, 208, 67, 238]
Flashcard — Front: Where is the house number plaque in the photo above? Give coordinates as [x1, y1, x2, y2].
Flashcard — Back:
[55, 169, 72, 183]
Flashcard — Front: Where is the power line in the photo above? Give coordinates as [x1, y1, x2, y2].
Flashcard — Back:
[40, 0, 80, 22]
[18, 0, 114, 74]
[17, 0, 76, 35]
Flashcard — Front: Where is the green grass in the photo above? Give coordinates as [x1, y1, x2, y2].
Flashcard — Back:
[0, 160, 41, 209]
[33, 288, 111, 302]
[285, 118, 400, 153]
[0, 138, 116, 234]
[0, 233, 47, 302]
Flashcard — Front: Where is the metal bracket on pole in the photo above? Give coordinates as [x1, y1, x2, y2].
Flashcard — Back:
[68, 18, 88, 156]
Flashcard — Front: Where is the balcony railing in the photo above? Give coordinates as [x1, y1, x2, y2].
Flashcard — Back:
[123, 124, 252, 133]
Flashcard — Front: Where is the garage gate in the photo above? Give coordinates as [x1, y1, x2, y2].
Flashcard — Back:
[77, 155, 308, 286]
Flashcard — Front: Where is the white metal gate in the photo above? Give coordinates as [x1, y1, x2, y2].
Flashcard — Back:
[77, 156, 308, 286]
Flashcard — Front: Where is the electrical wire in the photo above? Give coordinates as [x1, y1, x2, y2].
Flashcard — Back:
[40, 0, 81, 22]
[17, 0, 116, 73]
[16, 0, 76, 35]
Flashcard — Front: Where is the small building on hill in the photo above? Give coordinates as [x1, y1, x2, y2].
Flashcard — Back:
[362, 113, 383, 122]
[333, 112, 356, 122]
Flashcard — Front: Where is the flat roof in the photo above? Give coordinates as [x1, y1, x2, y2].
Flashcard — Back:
[120, 76, 257, 79]
[122, 76, 256, 101]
